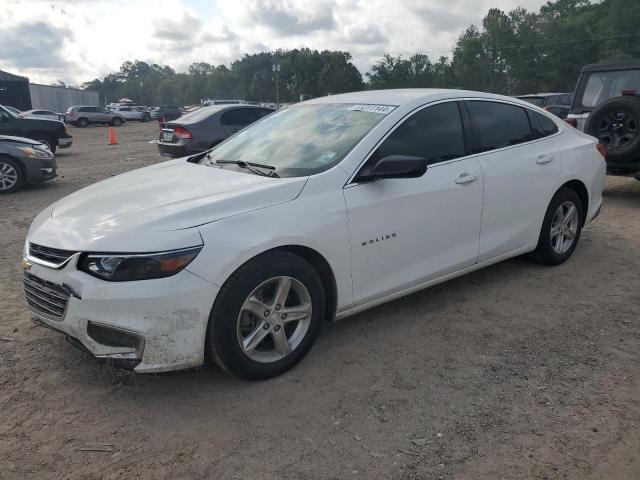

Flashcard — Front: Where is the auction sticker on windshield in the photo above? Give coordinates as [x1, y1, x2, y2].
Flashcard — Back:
[348, 104, 396, 114]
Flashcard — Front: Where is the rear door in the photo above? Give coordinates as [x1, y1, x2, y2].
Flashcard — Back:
[465, 100, 562, 262]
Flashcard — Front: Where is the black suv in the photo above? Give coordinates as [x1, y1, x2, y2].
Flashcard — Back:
[567, 60, 640, 178]
[0, 105, 72, 153]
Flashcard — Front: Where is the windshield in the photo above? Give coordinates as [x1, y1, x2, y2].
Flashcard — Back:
[0, 105, 18, 119]
[581, 69, 640, 108]
[179, 105, 223, 122]
[204, 103, 393, 176]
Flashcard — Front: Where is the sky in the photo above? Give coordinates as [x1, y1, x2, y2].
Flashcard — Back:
[1, 0, 550, 85]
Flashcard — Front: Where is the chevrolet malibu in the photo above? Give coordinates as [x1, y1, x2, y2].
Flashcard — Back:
[23, 89, 606, 380]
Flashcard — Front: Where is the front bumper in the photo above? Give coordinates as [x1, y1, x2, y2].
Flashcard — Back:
[58, 135, 73, 149]
[24, 155, 58, 184]
[23, 255, 218, 373]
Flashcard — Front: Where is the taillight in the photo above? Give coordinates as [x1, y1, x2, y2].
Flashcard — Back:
[543, 106, 551, 112]
[622, 89, 637, 96]
[596, 143, 607, 159]
[174, 126, 192, 139]
[565, 118, 577, 128]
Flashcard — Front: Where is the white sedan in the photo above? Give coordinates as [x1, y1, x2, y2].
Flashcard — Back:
[23, 89, 605, 380]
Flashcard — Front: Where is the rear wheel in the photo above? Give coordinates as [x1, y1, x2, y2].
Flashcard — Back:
[77, 118, 89, 128]
[531, 187, 584, 265]
[206, 251, 325, 380]
[0, 157, 23, 193]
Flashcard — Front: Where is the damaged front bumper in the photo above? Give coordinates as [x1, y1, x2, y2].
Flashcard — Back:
[23, 256, 218, 373]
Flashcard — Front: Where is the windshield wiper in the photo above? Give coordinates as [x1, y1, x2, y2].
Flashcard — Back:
[215, 159, 279, 177]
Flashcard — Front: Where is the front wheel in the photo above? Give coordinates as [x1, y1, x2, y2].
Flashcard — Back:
[0, 157, 23, 193]
[530, 187, 584, 265]
[206, 251, 325, 380]
[111, 117, 123, 126]
[37, 137, 56, 154]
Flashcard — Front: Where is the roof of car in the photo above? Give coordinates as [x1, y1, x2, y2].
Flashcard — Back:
[516, 93, 568, 98]
[581, 60, 640, 73]
[305, 89, 514, 107]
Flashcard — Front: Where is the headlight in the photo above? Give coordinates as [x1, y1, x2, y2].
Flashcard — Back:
[79, 246, 202, 281]
[17, 146, 52, 159]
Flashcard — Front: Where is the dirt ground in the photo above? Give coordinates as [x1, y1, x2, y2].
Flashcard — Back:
[1, 121, 639, 480]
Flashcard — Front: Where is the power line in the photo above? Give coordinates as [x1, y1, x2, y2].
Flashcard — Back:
[349, 32, 640, 58]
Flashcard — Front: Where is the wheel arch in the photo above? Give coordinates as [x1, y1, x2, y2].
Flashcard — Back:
[559, 179, 589, 224]
[214, 244, 339, 323]
[0, 152, 26, 177]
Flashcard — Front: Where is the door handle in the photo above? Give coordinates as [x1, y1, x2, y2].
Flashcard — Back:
[536, 155, 554, 165]
[455, 173, 480, 185]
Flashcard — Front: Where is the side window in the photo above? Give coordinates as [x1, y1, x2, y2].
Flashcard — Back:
[79, 107, 90, 112]
[375, 102, 466, 166]
[467, 101, 533, 153]
[558, 95, 571, 106]
[221, 109, 256, 126]
[528, 110, 559, 139]
[120, 107, 131, 111]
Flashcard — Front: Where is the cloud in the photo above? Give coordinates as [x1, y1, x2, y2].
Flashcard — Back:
[237, 0, 337, 35]
[0, 0, 552, 85]
[0, 21, 73, 69]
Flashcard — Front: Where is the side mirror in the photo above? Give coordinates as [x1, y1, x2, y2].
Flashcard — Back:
[356, 155, 428, 182]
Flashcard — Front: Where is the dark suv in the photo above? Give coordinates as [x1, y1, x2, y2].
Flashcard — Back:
[567, 60, 640, 177]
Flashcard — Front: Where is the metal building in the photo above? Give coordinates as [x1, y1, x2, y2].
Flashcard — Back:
[0, 70, 32, 110]
[29, 83, 101, 112]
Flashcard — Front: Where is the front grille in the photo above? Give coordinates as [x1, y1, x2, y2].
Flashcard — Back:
[28, 243, 76, 266]
[23, 272, 70, 320]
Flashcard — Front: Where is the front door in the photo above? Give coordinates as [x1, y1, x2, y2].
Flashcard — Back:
[344, 101, 484, 306]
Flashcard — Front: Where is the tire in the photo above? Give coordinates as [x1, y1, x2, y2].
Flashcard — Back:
[0, 157, 24, 193]
[530, 187, 584, 266]
[206, 251, 325, 380]
[77, 118, 89, 128]
[111, 117, 123, 126]
[37, 137, 56, 154]
[143, 114, 151, 122]
[585, 96, 640, 163]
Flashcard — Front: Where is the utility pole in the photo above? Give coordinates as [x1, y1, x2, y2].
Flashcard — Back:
[272, 63, 281, 108]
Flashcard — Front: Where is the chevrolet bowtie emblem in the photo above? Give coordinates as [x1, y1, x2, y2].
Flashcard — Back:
[21, 258, 32, 271]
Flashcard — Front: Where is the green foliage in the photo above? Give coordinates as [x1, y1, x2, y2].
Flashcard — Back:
[82, 0, 640, 103]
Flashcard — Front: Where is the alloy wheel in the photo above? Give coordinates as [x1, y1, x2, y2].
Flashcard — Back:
[236, 276, 312, 363]
[550, 201, 579, 254]
[0, 162, 19, 191]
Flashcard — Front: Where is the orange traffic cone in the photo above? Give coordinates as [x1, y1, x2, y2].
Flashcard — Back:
[108, 127, 118, 145]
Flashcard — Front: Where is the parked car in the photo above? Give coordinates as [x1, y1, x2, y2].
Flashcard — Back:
[23, 89, 605, 379]
[0, 105, 72, 153]
[0, 135, 57, 193]
[157, 105, 274, 157]
[202, 99, 247, 106]
[157, 105, 182, 123]
[516, 93, 572, 119]
[20, 109, 65, 122]
[109, 105, 151, 122]
[567, 60, 640, 178]
[150, 107, 159, 120]
[65, 106, 125, 127]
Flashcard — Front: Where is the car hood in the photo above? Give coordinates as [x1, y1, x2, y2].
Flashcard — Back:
[28, 159, 308, 252]
[0, 135, 43, 146]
